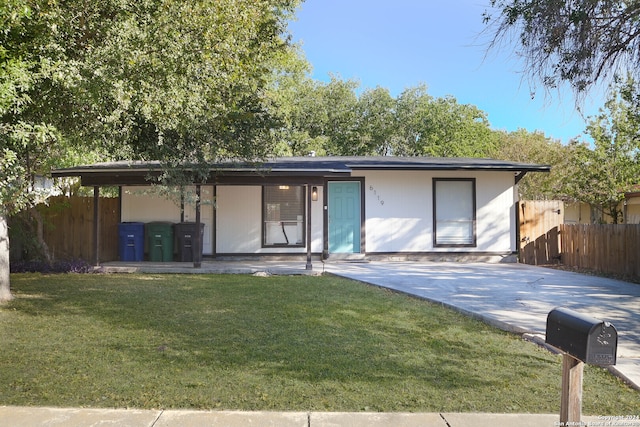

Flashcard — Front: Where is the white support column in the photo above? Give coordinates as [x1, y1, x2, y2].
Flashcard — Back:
[306, 184, 312, 270]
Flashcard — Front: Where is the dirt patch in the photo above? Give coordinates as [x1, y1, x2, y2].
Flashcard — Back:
[539, 264, 640, 285]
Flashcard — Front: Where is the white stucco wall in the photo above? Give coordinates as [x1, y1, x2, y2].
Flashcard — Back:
[121, 185, 214, 254]
[121, 171, 517, 257]
[216, 185, 324, 254]
[359, 171, 430, 252]
[356, 170, 516, 253]
[475, 172, 517, 253]
[215, 186, 261, 253]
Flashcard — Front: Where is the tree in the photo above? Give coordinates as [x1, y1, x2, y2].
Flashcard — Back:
[491, 129, 577, 199]
[564, 76, 640, 223]
[394, 85, 497, 157]
[1, 1, 55, 301]
[484, 0, 640, 96]
[0, 0, 300, 302]
[272, 76, 331, 156]
[355, 87, 397, 155]
[274, 74, 364, 156]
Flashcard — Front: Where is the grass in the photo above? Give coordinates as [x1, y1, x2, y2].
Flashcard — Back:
[1, 273, 638, 413]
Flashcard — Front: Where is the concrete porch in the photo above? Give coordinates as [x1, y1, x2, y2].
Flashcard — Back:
[96, 259, 325, 275]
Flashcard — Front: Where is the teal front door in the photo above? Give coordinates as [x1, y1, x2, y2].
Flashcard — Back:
[328, 181, 361, 253]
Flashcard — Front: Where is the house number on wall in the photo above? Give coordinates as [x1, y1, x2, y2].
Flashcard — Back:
[369, 185, 385, 206]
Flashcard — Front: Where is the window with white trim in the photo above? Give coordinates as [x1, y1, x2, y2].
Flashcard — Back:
[263, 185, 305, 247]
[433, 178, 476, 247]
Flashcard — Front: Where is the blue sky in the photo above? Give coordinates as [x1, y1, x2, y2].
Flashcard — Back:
[288, 0, 607, 144]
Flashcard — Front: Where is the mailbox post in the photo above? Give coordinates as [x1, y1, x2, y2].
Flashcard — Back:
[546, 307, 618, 426]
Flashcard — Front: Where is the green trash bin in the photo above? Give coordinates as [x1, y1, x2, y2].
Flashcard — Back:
[146, 222, 174, 262]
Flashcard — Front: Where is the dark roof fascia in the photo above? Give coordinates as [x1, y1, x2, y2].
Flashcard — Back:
[51, 157, 550, 187]
[348, 164, 551, 172]
[52, 162, 350, 187]
[77, 172, 334, 187]
[340, 157, 550, 173]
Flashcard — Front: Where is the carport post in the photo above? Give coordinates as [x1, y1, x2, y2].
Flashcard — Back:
[560, 354, 583, 425]
[306, 183, 312, 270]
[194, 184, 202, 269]
[92, 186, 100, 266]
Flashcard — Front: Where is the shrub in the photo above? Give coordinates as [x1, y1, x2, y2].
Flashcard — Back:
[10, 259, 93, 274]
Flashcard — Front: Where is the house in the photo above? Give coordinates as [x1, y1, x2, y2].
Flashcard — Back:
[625, 190, 640, 224]
[52, 156, 550, 266]
[564, 190, 640, 224]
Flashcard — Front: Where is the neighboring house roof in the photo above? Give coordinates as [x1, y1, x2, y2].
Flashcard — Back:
[51, 156, 550, 186]
[625, 184, 640, 199]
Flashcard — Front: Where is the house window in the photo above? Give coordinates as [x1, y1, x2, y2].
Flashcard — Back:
[433, 178, 476, 247]
[263, 185, 305, 247]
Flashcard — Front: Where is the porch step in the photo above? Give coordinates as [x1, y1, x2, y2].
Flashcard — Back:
[323, 254, 369, 263]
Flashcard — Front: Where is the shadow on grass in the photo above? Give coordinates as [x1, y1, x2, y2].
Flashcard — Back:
[3, 273, 637, 412]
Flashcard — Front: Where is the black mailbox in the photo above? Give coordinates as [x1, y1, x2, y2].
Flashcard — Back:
[546, 307, 617, 366]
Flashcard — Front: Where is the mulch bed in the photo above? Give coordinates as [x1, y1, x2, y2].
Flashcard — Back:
[538, 264, 640, 285]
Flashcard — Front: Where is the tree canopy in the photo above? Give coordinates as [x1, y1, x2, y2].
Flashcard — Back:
[484, 0, 640, 96]
[2, 0, 300, 194]
[275, 79, 499, 158]
[6, 0, 640, 303]
[564, 76, 640, 223]
[0, 0, 301, 301]
[491, 129, 574, 200]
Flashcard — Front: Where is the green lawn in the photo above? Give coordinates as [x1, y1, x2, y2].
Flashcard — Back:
[1, 273, 637, 413]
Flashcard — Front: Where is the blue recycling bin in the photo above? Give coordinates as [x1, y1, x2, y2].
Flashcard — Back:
[118, 222, 145, 261]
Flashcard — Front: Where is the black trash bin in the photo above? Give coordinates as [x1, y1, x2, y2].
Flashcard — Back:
[175, 222, 205, 262]
[118, 222, 144, 261]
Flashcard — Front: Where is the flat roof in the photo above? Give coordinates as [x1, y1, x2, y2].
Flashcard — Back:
[52, 156, 550, 186]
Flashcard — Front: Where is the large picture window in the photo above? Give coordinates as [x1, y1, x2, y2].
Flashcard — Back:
[263, 185, 305, 247]
[433, 178, 476, 247]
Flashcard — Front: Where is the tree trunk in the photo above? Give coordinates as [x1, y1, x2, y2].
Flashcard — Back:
[0, 213, 14, 303]
[30, 207, 52, 263]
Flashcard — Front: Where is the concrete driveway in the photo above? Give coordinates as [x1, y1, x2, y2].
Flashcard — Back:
[325, 261, 640, 390]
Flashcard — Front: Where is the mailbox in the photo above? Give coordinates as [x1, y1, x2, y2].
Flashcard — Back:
[546, 307, 617, 366]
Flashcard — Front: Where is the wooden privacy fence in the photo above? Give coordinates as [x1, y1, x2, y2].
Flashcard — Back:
[35, 197, 640, 278]
[560, 224, 640, 279]
[520, 200, 640, 279]
[41, 196, 120, 262]
[518, 200, 563, 265]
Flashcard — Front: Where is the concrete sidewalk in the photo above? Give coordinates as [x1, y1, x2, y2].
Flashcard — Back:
[326, 261, 640, 390]
[2, 406, 615, 427]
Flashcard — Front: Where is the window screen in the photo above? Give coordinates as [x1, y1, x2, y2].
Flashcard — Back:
[433, 179, 476, 246]
[263, 186, 305, 247]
